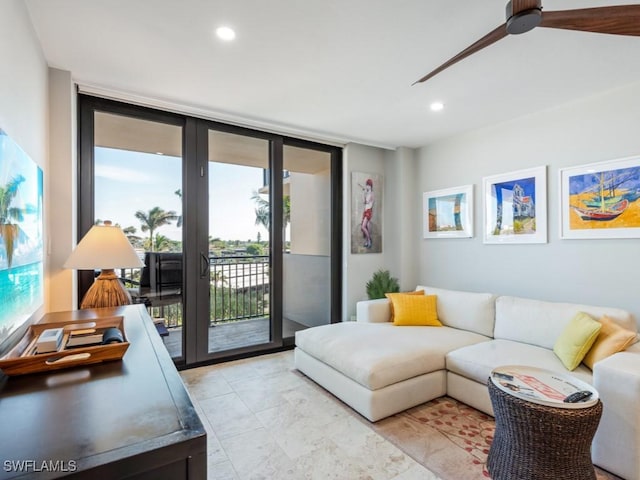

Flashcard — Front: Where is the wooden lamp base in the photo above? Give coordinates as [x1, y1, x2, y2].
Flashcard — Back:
[80, 269, 133, 309]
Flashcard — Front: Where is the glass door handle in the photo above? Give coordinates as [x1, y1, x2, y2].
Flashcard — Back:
[200, 253, 210, 278]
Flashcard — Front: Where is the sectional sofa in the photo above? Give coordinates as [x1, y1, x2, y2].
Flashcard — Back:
[294, 286, 640, 480]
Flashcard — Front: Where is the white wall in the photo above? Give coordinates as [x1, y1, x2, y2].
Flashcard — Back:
[289, 170, 330, 255]
[48, 68, 77, 311]
[0, 0, 49, 310]
[342, 143, 418, 321]
[417, 82, 640, 326]
[384, 146, 418, 292]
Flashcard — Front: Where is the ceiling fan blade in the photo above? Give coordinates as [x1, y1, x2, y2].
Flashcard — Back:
[540, 5, 640, 36]
[414, 23, 508, 85]
[512, 0, 542, 14]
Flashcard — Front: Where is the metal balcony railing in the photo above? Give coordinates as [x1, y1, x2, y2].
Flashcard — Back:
[119, 253, 270, 328]
[210, 255, 269, 325]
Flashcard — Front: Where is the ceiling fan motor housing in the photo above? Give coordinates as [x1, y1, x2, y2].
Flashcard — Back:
[506, 0, 542, 34]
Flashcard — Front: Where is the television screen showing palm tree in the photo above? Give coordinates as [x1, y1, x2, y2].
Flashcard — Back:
[0, 129, 43, 352]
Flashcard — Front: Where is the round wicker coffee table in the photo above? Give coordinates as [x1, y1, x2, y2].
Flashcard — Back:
[487, 373, 603, 480]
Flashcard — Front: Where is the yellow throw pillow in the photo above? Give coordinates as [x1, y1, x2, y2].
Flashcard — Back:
[583, 316, 638, 369]
[385, 290, 424, 322]
[386, 293, 441, 326]
[553, 312, 602, 371]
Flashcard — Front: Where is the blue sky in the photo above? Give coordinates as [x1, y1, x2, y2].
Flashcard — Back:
[569, 166, 640, 195]
[95, 148, 268, 242]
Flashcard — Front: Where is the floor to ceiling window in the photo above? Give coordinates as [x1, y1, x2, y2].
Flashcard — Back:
[78, 95, 342, 367]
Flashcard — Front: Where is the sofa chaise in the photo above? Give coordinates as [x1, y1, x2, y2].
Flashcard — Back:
[294, 286, 640, 480]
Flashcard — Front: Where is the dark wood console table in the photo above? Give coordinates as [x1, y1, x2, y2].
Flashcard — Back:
[0, 305, 206, 479]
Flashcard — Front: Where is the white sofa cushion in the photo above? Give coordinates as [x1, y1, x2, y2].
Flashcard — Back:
[416, 285, 496, 337]
[593, 351, 640, 480]
[295, 322, 489, 390]
[494, 296, 635, 350]
[356, 298, 391, 323]
[446, 338, 594, 385]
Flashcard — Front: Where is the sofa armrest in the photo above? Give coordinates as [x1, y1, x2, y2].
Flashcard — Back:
[626, 338, 640, 353]
[356, 298, 391, 323]
[592, 350, 640, 480]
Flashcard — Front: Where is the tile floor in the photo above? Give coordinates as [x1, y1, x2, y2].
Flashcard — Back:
[180, 350, 440, 480]
[182, 350, 622, 480]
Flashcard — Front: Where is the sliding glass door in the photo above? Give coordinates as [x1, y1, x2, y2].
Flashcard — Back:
[79, 95, 342, 367]
[197, 127, 279, 358]
[282, 144, 333, 339]
[79, 100, 185, 362]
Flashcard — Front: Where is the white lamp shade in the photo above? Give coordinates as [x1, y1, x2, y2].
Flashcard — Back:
[64, 222, 144, 270]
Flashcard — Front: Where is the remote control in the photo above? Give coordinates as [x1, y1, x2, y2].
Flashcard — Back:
[563, 390, 593, 403]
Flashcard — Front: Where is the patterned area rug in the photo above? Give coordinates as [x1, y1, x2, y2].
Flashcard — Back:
[369, 397, 621, 480]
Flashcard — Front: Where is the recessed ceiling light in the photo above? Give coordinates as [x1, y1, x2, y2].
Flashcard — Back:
[216, 26, 236, 41]
[430, 102, 445, 112]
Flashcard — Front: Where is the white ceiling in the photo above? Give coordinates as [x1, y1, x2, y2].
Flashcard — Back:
[24, 0, 640, 149]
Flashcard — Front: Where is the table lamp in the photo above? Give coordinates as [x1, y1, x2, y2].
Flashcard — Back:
[64, 220, 144, 309]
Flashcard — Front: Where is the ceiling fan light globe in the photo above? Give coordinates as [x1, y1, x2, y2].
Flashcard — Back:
[506, 8, 542, 34]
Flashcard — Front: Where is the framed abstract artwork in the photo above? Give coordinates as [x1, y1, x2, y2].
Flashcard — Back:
[483, 166, 547, 244]
[560, 156, 640, 239]
[423, 185, 473, 238]
[351, 171, 382, 253]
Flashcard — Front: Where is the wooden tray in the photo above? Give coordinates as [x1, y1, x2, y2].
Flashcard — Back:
[0, 316, 129, 376]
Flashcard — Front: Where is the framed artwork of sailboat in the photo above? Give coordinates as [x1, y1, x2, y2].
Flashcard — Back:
[560, 156, 640, 239]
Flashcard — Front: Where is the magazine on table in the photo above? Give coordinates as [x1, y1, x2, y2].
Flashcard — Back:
[490, 365, 598, 409]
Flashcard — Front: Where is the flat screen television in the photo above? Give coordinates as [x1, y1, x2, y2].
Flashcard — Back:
[0, 128, 43, 358]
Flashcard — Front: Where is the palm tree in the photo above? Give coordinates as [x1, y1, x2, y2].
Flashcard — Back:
[251, 191, 290, 238]
[122, 225, 142, 247]
[0, 175, 26, 268]
[252, 191, 270, 230]
[134, 207, 178, 252]
[152, 233, 171, 252]
[174, 189, 183, 228]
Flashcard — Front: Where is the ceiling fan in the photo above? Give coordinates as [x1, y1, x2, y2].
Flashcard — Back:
[414, 0, 640, 85]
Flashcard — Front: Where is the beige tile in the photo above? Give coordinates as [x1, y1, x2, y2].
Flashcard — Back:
[219, 427, 298, 479]
[256, 404, 335, 459]
[390, 464, 441, 480]
[185, 351, 620, 480]
[324, 416, 417, 480]
[199, 392, 262, 440]
[180, 363, 224, 384]
[250, 350, 295, 377]
[231, 370, 306, 413]
[257, 389, 349, 436]
[291, 440, 378, 480]
[182, 369, 234, 401]
[207, 460, 239, 480]
[280, 380, 353, 419]
[372, 415, 467, 477]
[217, 358, 263, 385]
[204, 425, 228, 466]
[187, 351, 448, 480]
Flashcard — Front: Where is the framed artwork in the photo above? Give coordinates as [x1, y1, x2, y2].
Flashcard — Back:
[483, 166, 547, 244]
[0, 129, 44, 353]
[423, 185, 473, 238]
[351, 171, 382, 253]
[560, 155, 640, 239]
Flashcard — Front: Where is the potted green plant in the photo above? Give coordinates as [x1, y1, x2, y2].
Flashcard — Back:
[366, 269, 399, 299]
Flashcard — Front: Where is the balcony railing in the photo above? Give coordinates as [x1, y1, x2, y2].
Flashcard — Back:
[210, 255, 269, 324]
[120, 253, 269, 328]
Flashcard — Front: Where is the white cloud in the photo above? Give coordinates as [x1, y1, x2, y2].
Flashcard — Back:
[94, 164, 154, 183]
